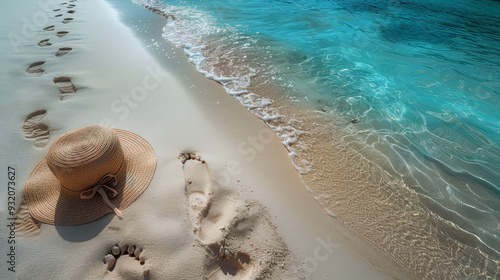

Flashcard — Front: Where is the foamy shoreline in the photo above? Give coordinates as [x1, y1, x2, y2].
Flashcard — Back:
[0, 0, 400, 279]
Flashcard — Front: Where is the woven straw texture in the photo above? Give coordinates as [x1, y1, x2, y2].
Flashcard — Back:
[23, 126, 157, 225]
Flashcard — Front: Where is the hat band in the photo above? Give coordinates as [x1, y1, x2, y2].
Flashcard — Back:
[60, 160, 126, 217]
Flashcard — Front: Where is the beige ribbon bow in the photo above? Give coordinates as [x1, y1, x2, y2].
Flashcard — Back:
[80, 174, 123, 217]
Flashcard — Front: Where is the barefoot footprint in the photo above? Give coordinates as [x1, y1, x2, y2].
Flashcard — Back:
[103, 244, 150, 279]
[180, 154, 254, 278]
[62, 18, 73, 24]
[179, 153, 210, 238]
[180, 153, 299, 279]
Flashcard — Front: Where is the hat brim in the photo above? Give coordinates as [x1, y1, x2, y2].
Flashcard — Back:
[24, 129, 157, 226]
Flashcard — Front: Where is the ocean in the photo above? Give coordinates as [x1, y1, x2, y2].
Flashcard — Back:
[117, 0, 499, 278]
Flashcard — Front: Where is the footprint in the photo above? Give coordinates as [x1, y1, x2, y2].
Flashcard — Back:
[56, 31, 69, 38]
[43, 25, 55, 31]
[60, 2, 67, 4]
[68, 4, 76, 8]
[55, 47, 72, 57]
[53, 77, 77, 99]
[22, 110, 49, 148]
[67, 10, 75, 14]
[26, 61, 46, 76]
[206, 242, 252, 277]
[14, 198, 41, 236]
[62, 18, 73, 24]
[38, 39, 51, 47]
[103, 244, 150, 279]
[55, 14, 63, 17]
[180, 154, 300, 279]
[179, 153, 211, 238]
[53, 8, 60, 11]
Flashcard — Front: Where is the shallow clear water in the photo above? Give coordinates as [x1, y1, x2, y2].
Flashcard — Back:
[133, 0, 500, 276]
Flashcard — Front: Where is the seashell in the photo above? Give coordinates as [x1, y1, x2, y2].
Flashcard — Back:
[103, 254, 116, 271]
[181, 157, 187, 164]
[111, 246, 120, 256]
[224, 249, 231, 258]
[120, 244, 128, 255]
[190, 153, 196, 159]
[128, 245, 135, 255]
[134, 247, 142, 260]
[195, 156, 201, 161]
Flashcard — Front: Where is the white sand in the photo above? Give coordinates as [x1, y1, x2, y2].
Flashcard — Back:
[0, 0, 403, 279]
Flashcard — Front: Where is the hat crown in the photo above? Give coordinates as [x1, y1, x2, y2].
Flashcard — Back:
[46, 125, 125, 192]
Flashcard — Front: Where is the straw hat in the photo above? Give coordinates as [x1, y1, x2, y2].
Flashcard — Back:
[23, 125, 157, 225]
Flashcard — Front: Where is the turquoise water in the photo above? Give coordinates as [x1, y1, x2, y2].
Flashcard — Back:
[135, 0, 500, 273]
